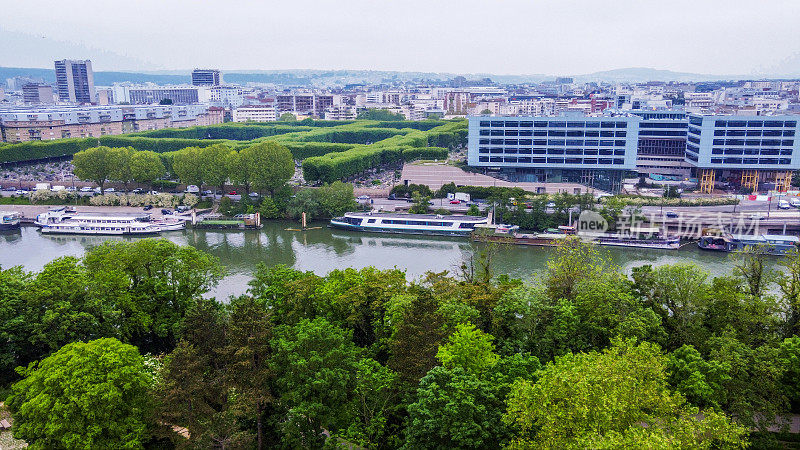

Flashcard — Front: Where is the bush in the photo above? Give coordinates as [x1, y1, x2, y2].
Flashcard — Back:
[390, 183, 434, 198]
[151, 180, 179, 190]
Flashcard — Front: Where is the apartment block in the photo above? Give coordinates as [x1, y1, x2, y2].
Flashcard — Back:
[191, 69, 221, 86]
[22, 84, 55, 104]
[233, 105, 277, 122]
[54, 59, 96, 104]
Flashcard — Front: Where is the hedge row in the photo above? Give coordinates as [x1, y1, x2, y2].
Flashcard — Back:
[130, 124, 313, 140]
[301, 122, 466, 183]
[0, 136, 225, 163]
[282, 142, 356, 159]
[364, 120, 446, 131]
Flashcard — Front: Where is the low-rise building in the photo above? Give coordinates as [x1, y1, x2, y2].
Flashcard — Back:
[233, 105, 277, 122]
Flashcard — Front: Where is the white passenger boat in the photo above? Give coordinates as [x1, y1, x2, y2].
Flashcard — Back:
[36, 209, 163, 235]
[0, 211, 21, 231]
[330, 212, 488, 236]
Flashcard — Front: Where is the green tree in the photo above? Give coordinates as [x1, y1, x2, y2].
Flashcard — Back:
[171, 146, 205, 188]
[778, 249, 800, 336]
[110, 146, 135, 191]
[279, 112, 297, 122]
[200, 143, 231, 194]
[227, 150, 252, 194]
[130, 150, 166, 189]
[545, 237, 610, 301]
[343, 358, 400, 448]
[504, 338, 748, 449]
[271, 317, 361, 447]
[223, 296, 274, 450]
[243, 142, 294, 196]
[436, 323, 499, 375]
[258, 196, 281, 219]
[667, 344, 730, 408]
[467, 203, 481, 216]
[0, 265, 32, 384]
[72, 145, 122, 193]
[408, 191, 431, 214]
[7, 338, 153, 449]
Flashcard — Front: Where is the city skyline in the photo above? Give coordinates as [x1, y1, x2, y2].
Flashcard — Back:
[2, 0, 800, 77]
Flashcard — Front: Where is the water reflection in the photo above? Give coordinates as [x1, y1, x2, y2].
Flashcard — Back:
[0, 222, 784, 301]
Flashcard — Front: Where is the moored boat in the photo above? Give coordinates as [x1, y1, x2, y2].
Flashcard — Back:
[472, 224, 574, 246]
[330, 212, 488, 237]
[0, 211, 21, 231]
[36, 209, 163, 235]
[698, 228, 799, 255]
[582, 227, 681, 250]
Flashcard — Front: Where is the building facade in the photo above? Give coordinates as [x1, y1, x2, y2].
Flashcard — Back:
[0, 105, 223, 142]
[191, 69, 221, 86]
[22, 84, 55, 104]
[128, 86, 200, 104]
[54, 59, 96, 104]
[467, 114, 640, 192]
[631, 111, 691, 177]
[232, 105, 277, 122]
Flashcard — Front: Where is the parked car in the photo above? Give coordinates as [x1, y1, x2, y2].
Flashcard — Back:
[132, 188, 143, 194]
[249, 192, 260, 198]
[15, 189, 27, 195]
[202, 190, 213, 195]
[177, 205, 189, 212]
[143, 205, 153, 211]
[450, 200, 461, 204]
[105, 188, 116, 193]
[65, 186, 77, 192]
[779, 200, 791, 210]
[80, 186, 93, 192]
[185, 185, 200, 194]
[665, 211, 679, 218]
[148, 190, 159, 195]
[791, 198, 800, 208]
[161, 209, 172, 215]
[357, 195, 370, 200]
[546, 202, 556, 208]
[227, 191, 237, 196]
[5, 187, 15, 192]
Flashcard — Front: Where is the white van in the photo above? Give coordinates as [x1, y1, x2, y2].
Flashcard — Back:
[790, 198, 800, 208]
[185, 185, 200, 194]
[779, 200, 791, 210]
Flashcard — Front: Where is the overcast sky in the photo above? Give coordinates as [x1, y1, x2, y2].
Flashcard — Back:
[1, 0, 800, 76]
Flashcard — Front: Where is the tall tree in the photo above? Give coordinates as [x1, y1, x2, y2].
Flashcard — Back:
[504, 338, 748, 449]
[7, 338, 154, 449]
[171, 146, 205, 188]
[200, 144, 231, 194]
[223, 296, 274, 450]
[271, 317, 361, 447]
[243, 142, 295, 196]
[110, 146, 135, 192]
[72, 145, 122, 193]
[130, 150, 166, 189]
[226, 150, 252, 194]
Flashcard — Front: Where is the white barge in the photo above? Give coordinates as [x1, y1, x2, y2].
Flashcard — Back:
[330, 212, 488, 237]
[35, 208, 184, 235]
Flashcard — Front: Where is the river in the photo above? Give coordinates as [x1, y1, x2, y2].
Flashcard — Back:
[0, 221, 781, 300]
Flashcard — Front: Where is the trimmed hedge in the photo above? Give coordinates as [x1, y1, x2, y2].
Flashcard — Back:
[0, 136, 225, 163]
[129, 124, 312, 140]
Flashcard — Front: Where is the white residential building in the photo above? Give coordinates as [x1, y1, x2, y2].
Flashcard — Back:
[233, 105, 277, 122]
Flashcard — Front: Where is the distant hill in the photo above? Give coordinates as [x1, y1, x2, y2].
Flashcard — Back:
[0, 66, 790, 88]
[572, 67, 746, 83]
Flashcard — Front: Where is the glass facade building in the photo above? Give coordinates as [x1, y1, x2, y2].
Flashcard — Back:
[686, 114, 799, 170]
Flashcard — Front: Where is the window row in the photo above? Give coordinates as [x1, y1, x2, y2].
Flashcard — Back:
[709, 158, 792, 165]
[479, 120, 628, 128]
[713, 129, 794, 137]
[478, 147, 625, 156]
[711, 139, 793, 147]
[478, 130, 626, 137]
[478, 138, 626, 147]
[713, 120, 796, 128]
[710, 148, 792, 156]
[477, 156, 625, 165]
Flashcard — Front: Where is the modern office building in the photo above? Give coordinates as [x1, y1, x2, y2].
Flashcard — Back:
[54, 59, 96, 103]
[686, 113, 800, 192]
[232, 105, 277, 122]
[191, 69, 221, 86]
[630, 110, 691, 177]
[467, 114, 641, 192]
[22, 84, 55, 104]
[276, 94, 338, 117]
[128, 85, 201, 104]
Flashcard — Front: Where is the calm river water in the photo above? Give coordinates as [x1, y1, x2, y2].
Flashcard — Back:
[0, 221, 778, 300]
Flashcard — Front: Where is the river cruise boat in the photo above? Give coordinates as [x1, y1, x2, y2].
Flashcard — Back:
[581, 227, 681, 250]
[330, 212, 488, 237]
[35, 209, 163, 235]
[472, 224, 574, 246]
[0, 211, 21, 231]
[698, 229, 799, 255]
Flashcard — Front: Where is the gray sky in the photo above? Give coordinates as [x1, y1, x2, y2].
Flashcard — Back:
[2, 0, 800, 76]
